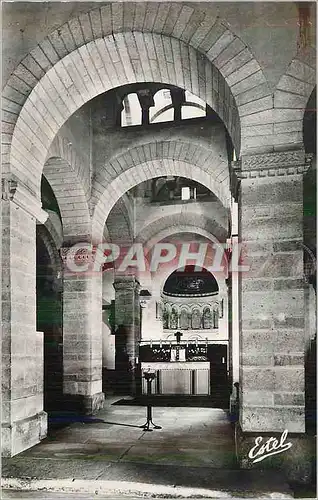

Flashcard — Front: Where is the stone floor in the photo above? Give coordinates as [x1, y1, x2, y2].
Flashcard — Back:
[44, 397, 236, 468]
[1, 397, 297, 498]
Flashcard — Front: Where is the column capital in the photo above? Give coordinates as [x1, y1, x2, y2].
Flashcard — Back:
[232, 150, 313, 180]
[113, 275, 140, 291]
[2, 177, 48, 223]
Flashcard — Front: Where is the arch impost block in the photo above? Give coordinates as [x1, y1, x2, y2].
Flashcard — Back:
[233, 151, 312, 180]
[2, 178, 48, 223]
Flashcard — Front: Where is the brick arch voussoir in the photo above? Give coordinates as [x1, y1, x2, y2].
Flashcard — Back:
[92, 158, 231, 243]
[43, 156, 91, 240]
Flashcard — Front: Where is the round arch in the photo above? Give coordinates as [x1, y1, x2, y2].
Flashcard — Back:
[92, 158, 231, 241]
[5, 31, 240, 199]
[47, 129, 90, 197]
[3, 5, 314, 201]
[36, 223, 63, 281]
[156, 262, 226, 299]
[106, 195, 134, 245]
[136, 214, 228, 249]
[91, 137, 231, 219]
[43, 156, 91, 240]
[134, 221, 228, 292]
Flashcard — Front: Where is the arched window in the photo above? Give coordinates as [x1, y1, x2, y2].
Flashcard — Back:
[170, 308, 178, 329]
[180, 309, 189, 329]
[203, 307, 212, 329]
[192, 308, 201, 330]
[149, 89, 174, 124]
[181, 90, 206, 120]
[213, 304, 219, 329]
[121, 93, 142, 127]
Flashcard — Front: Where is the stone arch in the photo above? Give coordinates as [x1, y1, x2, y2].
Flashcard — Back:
[136, 213, 228, 248]
[43, 157, 91, 240]
[4, 3, 315, 196]
[106, 195, 134, 246]
[91, 137, 231, 218]
[242, 53, 316, 155]
[143, 226, 227, 276]
[43, 210, 63, 252]
[48, 128, 91, 202]
[92, 158, 231, 242]
[36, 223, 63, 282]
[154, 254, 227, 299]
[4, 30, 240, 200]
[134, 216, 228, 292]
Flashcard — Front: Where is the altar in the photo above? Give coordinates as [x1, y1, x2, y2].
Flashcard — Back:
[138, 331, 228, 398]
[141, 361, 210, 395]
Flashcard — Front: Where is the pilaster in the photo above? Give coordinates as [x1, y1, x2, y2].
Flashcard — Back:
[2, 179, 48, 456]
[233, 150, 314, 483]
[235, 150, 312, 433]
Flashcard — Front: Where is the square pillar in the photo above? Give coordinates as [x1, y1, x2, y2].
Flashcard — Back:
[234, 151, 314, 484]
[113, 276, 141, 395]
[2, 180, 48, 457]
[62, 246, 104, 414]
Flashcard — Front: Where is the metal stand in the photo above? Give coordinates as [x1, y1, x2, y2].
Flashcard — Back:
[140, 376, 162, 432]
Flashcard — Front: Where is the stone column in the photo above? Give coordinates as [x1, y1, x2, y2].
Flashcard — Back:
[170, 88, 185, 122]
[137, 90, 155, 125]
[61, 245, 104, 414]
[234, 151, 314, 483]
[2, 179, 48, 457]
[113, 276, 141, 395]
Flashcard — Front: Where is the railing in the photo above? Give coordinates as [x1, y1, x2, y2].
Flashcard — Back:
[139, 339, 213, 345]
